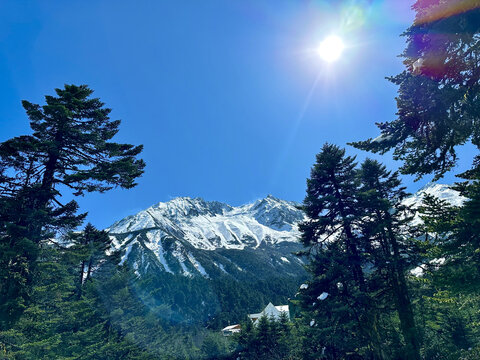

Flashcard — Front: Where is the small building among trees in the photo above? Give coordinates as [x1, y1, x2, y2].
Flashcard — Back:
[221, 324, 241, 336]
[221, 302, 289, 336]
[248, 302, 289, 325]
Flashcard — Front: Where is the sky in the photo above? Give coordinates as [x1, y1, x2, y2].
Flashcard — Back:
[0, 1, 473, 229]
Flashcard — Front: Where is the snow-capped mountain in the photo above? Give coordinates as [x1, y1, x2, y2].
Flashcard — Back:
[104, 184, 463, 326]
[402, 182, 465, 225]
[107, 183, 463, 280]
[402, 182, 464, 208]
[107, 195, 307, 279]
[108, 195, 304, 250]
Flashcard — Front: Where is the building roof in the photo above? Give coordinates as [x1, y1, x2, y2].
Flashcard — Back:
[222, 324, 241, 331]
[222, 303, 290, 335]
[248, 303, 290, 325]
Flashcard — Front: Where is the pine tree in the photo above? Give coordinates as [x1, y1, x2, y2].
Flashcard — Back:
[71, 223, 114, 297]
[256, 315, 272, 358]
[351, 2, 480, 181]
[275, 311, 292, 360]
[236, 316, 256, 359]
[357, 159, 421, 360]
[300, 144, 364, 288]
[347, 3, 480, 353]
[298, 144, 382, 359]
[0, 244, 165, 360]
[0, 84, 145, 329]
[418, 183, 480, 294]
[419, 193, 459, 242]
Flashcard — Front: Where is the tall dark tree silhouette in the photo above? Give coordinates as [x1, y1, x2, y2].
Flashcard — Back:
[350, 0, 480, 319]
[357, 159, 421, 360]
[298, 144, 383, 359]
[0, 84, 145, 329]
[348, 2, 480, 356]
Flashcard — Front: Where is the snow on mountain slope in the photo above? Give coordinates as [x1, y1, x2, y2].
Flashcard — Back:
[107, 196, 306, 279]
[402, 183, 465, 225]
[108, 196, 304, 251]
[107, 184, 463, 279]
[402, 182, 465, 208]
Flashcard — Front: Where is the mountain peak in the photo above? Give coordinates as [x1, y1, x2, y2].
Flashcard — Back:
[108, 194, 306, 280]
[265, 194, 280, 201]
[108, 195, 304, 248]
[107, 183, 464, 280]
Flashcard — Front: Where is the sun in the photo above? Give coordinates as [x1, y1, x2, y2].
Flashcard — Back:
[317, 35, 345, 63]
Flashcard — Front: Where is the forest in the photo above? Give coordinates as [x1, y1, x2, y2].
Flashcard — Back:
[2, 1, 480, 359]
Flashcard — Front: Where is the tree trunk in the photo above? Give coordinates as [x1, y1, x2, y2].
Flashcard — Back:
[78, 260, 85, 298]
[331, 175, 385, 358]
[386, 221, 421, 360]
[86, 257, 93, 282]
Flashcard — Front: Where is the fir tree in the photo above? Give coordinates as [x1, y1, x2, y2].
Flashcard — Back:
[298, 144, 382, 359]
[0, 84, 145, 329]
[0, 245, 165, 360]
[348, 2, 480, 353]
[357, 159, 421, 360]
[350, 2, 480, 181]
[71, 223, 114, 297]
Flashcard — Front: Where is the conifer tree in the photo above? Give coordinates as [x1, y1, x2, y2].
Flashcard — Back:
[357, 159, 421, 360]
[0, 244, 166, 360]
[418, 184, 480, 294]
[256, 315, 272, 358]
[419, 193, 459, 242]
[416, 195, 480, 357]
[298, 143, 382, 359]
[0, 84, 145, 329]
[351, 2, 480, 181]
[348, 3, 480, 352]
[446, 183, 480, 290]
[71, 223, 113, 297]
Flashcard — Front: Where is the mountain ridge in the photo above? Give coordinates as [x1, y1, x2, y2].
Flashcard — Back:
[107, 194, 306, 280]
[108, 195, 305, 248]
[107, 183, 462, 280]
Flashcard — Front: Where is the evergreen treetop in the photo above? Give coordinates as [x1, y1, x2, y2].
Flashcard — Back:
[351, 3, 480, 180]
[0, 84, 145, 329]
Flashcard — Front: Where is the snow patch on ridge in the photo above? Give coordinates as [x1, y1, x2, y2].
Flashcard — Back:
[214, 262, 228, 274]
[404, 183, 464, 208]
[145, 231, 173, 274]
[120, 243, 133, 266]
[187, 252, 209, 278]
[108, 195, 305, 251]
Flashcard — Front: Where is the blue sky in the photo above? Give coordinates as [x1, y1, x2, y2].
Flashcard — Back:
[0, 1, 471, 228]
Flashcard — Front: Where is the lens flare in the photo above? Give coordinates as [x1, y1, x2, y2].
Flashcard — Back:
[341, 5, 366, 31]
[415, 0, 479, 25]
[317, 35, 345, 63]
